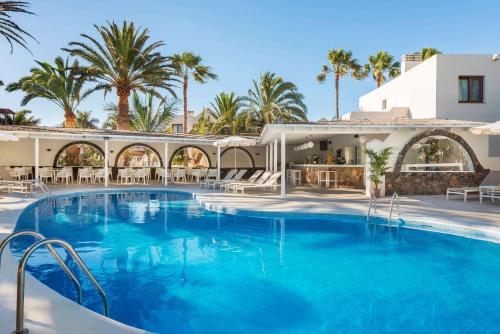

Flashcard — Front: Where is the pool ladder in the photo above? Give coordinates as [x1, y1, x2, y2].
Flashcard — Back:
[367, 192, 401, 226]
[0, 230, 109, 334]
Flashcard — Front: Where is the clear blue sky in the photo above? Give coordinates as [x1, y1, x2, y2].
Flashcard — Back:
[1, 0, 500, 126]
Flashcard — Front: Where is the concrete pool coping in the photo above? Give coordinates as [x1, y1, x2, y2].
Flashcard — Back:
[0, 184, 499, 334]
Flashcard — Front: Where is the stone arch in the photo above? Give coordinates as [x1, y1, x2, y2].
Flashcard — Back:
[53, 141, 104, 167]
[168, 145, 212, 168]
[220, 147, 255, 168]
[393, 129, 484, 173]
[114, 143, 163, 167]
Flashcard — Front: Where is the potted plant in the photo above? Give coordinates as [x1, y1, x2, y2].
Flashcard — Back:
[364, 147, 392, 197]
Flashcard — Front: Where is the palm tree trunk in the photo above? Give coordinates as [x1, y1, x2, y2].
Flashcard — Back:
[376, 76, 382, 88]
[335, 73, 340, 119]
[64, 109, 76, 128]
[182, 76, 189, 166]
[183, 76, 188, 134]
[117, 93, 129, 130]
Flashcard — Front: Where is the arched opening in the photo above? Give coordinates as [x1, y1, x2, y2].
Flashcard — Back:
[115, 144, 163, 167]
[220, 147, 255, 168]
[394, 130, 483, 173]
[54, 141, 104, 167]
[401, 135, 474, 172]
[169, 146, 211, 168]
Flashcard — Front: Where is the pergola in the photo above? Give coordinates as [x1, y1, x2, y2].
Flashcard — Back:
[0, 125, 261, 187]
[0, 109, 15, 125]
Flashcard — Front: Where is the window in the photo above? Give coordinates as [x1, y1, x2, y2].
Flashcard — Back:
[458, 76, 484, 103]
[401, 136, 474, 172]
[116, 145, 161, 167]
[382, 99, 387, 110]
[172, 124, 183, 133]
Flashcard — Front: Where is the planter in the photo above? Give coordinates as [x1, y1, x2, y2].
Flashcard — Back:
[371, 187, 381, 198]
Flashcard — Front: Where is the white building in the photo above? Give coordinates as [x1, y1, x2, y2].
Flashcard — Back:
[166, 111, 197, 133]
[358, 54, 500, 123]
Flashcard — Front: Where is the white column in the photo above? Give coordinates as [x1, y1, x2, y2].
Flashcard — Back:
[280, 133, 286, 197]
[265, 145, 269, 172]
[104, 139, 109, 187]
[34, 137, 39, 182]
[273, 139, 278, 173]
[216, 145, 221, 180]
[269, 144, 274, 172]
[164, 142, 169, 186]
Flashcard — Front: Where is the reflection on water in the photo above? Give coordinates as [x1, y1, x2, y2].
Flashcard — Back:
[11, 191, 500, 334]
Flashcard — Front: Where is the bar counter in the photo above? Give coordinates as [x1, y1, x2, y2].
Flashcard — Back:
[290, 163, 366, 188]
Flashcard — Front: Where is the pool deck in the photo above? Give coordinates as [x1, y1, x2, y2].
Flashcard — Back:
[0, 183, 499, 334]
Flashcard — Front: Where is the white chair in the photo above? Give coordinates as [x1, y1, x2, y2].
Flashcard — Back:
[56, 169, 72, 184]
[135, 169, 147, 184]
[172, 168, 186, 183]
[156, 167, 164, 180]
[78, 168, 93, 184]
[40, 167, 54, 183]
[10, 167, 27, 180]
[94, 169, 105, 184]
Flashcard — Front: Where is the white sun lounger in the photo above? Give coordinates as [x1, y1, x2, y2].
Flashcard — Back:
[446, 187, 480, 202]
[233, 172, 281, 194]
[479, 185, 500, 204]
[211, 169, 247, 189]
[200, 169, 236, 188]
[220, 170, 265, 191]
[224, 171, 270, 192]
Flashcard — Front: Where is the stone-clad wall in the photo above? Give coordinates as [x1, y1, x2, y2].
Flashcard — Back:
[385, 171, 489, 195]
[385, 129, 489, 195]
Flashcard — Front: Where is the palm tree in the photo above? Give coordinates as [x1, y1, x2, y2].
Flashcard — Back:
[190, 108, 213, 135]
[242, 72, 307, 131]
[12, 109, 39, 125]
[104, 91, 176, 132]
[0, 1, 36, 53]
[171, 52, 217, 133]
[75, 110, 99, 128]
[317, 48, 364, 119]
[6, 56, 93, 127]
[420, 47, 441, 60]
[366, 51, 401, 87]
[208, 92, 244, 135]
[64, 21, 177, 130]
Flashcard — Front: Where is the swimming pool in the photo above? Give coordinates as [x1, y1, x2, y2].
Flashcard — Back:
[12, 190, 500, 334]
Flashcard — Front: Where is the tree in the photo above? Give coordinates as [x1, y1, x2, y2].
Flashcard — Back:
[366, 51, 400, 87]
[171, 52, 217, 133]
[190, 108, 213, 135]
[6, 56, 93, 127]
[365, 147, 392, 196]
[64, 21, 177, 130]
[208, 92, 244, 135]
[75, 110, 99, 128]
[0, 1, 37, 53]
[317, 48, 364, 119]
[242, 72, 307, 132]
[420, 47, 441, 60]
[103, 91, 176, 132]
[12, 109, 39, 125]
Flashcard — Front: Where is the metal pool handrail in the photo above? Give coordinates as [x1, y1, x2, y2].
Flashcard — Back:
[367, 194, 377, 221]
[388, 192, 400, 226]
[0, 230, 82, 304]
[13, 238, 110, 334]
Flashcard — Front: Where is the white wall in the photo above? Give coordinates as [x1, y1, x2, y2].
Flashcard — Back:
[435, 55, 500, 122]
[358, 56, 437, 118]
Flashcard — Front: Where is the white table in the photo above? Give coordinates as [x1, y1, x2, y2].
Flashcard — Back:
[317, 170, 338, 188]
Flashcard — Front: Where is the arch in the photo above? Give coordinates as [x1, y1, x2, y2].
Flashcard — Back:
[115, 143, 163, 167]
[53, 141, 104, 167]
[220, 147, 255, 168]
[168, 145, 212, 168]
[393, 129, 484, 173]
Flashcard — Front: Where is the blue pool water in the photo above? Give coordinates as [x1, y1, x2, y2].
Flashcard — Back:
[12, 191, 500, 334]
